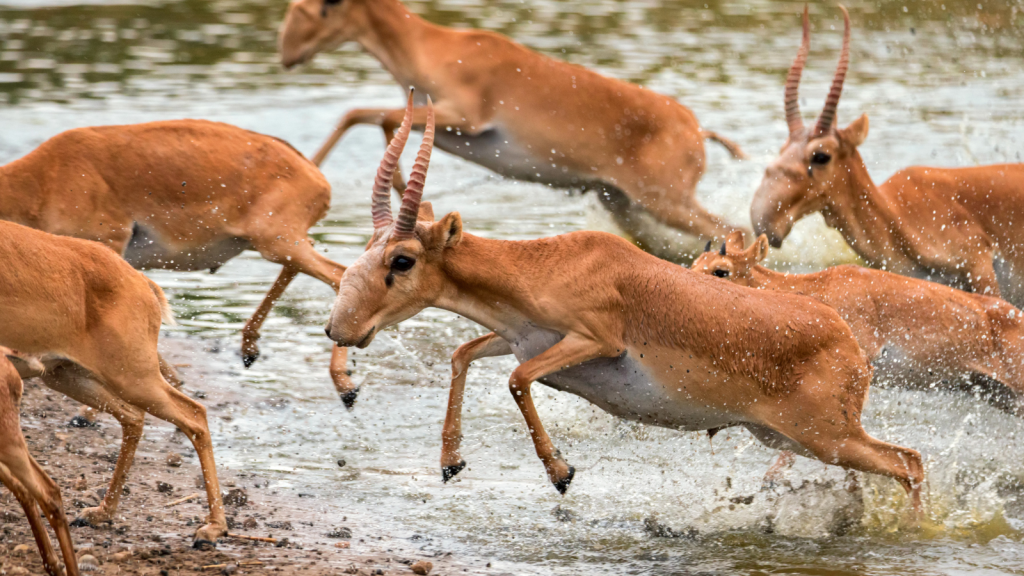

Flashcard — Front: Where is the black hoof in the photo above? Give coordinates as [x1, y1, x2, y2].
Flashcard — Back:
[192, 539, 217, 551]
[242, 353, 258, 368]
[441, 460, 467, 483]
[68, 416, 96, 428]
[340, 387, 360, 410]
[553, 466, 575, 495]
[70, 517, 93, 528]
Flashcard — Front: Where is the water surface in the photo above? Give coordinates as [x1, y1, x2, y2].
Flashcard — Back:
[1, 0, 1023, 574]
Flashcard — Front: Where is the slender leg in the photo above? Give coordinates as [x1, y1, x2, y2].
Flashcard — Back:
[158, 353, 184, 388]
[41, 363, 145, 527]
[25, 458, 80, 576]
[969, 256, 1001, 297]
[311, 104, 482, 170]
[330, 346, 358, 408]
[761, 451, 797, 489]
[0, 466, 64, 576]
[107, 373, 227, 544]
[442, 333, 512, 482]
[506, 334, 611, 493]
[241, 266, 299, 368]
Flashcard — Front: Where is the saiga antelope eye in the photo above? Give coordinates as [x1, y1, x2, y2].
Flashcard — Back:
[391, 255, 416, 272]
[713, 269, 730, 278]
[810, 151, 832, 165]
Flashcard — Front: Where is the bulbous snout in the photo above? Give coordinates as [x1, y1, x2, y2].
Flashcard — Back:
[278, 1, 317, 69]
[750, 172, 796, 249]
[325, 284, 379, 349]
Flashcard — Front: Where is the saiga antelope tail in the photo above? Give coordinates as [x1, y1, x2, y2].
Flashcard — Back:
[702, 130, 748, 160]
[145, 277, 176, 326]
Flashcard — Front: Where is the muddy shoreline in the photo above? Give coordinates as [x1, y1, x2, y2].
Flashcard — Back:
[0, 336, 496, 576]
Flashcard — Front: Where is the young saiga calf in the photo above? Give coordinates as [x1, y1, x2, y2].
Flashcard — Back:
[324, 97, 924, 510]
[0, 349, 79, 576]
[280, 0, 747, 256]
[751, 6, 1024, 302]
[0, 221, 227, 545]
[694, 232, 1024, 483]
[0, 121, 356, 405]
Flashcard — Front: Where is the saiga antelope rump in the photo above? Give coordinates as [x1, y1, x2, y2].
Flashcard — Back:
[0, 221, 227, 544]
[0, 121, 358, 405]
[324, 97, 924, 509]
[0, 349, 79, 576]
[751, 6, 1024, 302]
[279, 0, 748, 255]
[693, 233, 1024, 481]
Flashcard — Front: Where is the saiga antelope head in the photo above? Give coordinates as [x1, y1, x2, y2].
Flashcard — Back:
[325, 91, 463, 348]
[691, 232, 770, 287]
[279, 0, 369, 68]
[751, 5, 870, 248]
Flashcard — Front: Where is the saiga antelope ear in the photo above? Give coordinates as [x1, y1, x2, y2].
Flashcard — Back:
[725, 230, 746, 251]
[840, 114, 869, 147]
[431, 212, 462, 248]
[753, 234, 770, 263]
[418, 201, 435, 222]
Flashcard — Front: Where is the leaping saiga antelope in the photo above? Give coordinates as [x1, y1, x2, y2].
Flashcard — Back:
[323, 96, 924, 510]
[693, 232, 1024, 483]
[0, 348, 79, 576]
[0, 221, 227, 545]
[0, 120, 358, 406]
[752, 6, 1024, 302]
[279, 0, 748, 254]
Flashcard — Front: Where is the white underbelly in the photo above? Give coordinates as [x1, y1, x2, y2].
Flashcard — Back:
[505, 327, 737, 431]
[433, 127, 587, 188]
[123, 223, 251, 272]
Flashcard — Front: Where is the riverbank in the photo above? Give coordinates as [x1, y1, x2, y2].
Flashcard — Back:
[0, 336, 494, 576]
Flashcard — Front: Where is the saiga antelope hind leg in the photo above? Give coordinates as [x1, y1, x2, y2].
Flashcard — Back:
[507, 334, 610, 494]
[69, 352, 182, 427]
[443, 332, 512, 482]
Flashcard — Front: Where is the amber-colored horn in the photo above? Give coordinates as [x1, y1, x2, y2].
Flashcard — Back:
[393, 97, 435, 240]
[814, 5, 851, 136]
[785, 5, 811, 136]
[372, 89, 415, 229]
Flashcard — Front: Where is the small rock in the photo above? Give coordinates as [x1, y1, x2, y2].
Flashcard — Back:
[72, 476, 89, 491]
[242, 517, 258, 530]
[410, 560, 433, 575]
[156, 481, 174, 494]
[327, 526, 353, 539]
[275, 538, 290, 548]
[266, 521, 292, 530]
[7, 567, 29, 575]
[334, 541, 351, 549]
[109, 551, 132, 562]
[337, 459, 346, 467]
[12, 543, 31, 556]
[195, 474, 206, 489]
[79, 553, 100, 571]
[224, 488, 248, 507]
[166, 453, 183, 467]
[222, 563, 238, 575]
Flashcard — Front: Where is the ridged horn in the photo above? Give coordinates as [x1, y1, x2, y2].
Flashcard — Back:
[814, 5, 851, 136]
[392, 97, 435, 240]
[372, 89, 415, 229]
[785, 5, 810, 136]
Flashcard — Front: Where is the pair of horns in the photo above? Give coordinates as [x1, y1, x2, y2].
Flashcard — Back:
[702, 241, 727, 256]
[784, 4, 851, 137]
[371, 88, 435, 240]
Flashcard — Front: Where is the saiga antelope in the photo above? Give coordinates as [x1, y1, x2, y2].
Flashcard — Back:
[0, 121, 359, 406]
[0, 349, 79, 576]
[751, 6, 1024, 302]
[279, 0, 748, 256]
[323, 98, 924, 510]
[0, 221, 227, 544]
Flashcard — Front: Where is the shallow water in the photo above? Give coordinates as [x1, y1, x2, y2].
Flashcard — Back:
[1, 0, 1023, 574]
